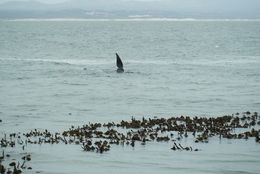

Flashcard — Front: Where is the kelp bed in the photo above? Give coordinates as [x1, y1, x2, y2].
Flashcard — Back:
[1, 111, 260, 173]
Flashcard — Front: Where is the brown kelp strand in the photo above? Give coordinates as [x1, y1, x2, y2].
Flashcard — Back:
[82, 140, 111, 153]
[0, 112, 259, 173]
[0, 151, 32, 174]
[0, 112, 259, 155]
[171, 142, 199, 151]
[61, 112, 259, 148]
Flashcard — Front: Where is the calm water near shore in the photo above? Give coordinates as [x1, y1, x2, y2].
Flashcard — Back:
[0, 20, 260, 173]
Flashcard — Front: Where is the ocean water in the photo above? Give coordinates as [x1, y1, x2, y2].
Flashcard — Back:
[0, 20, 260, 173]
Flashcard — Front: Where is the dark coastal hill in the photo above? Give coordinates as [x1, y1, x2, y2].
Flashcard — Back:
[0, 0, 259, 19]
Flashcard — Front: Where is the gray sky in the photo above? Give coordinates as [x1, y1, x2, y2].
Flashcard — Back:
[0, 0, 68, 3]
[0, 0, 259, 15]
[0, 0, 259, 5]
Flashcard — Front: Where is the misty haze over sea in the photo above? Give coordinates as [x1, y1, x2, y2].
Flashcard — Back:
[0, 0, 260, 19]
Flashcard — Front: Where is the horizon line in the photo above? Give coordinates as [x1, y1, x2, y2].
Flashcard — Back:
[2, 18, 260, 22]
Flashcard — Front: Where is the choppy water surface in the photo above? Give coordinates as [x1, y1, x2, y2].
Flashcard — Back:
[0, 20, 260, 173]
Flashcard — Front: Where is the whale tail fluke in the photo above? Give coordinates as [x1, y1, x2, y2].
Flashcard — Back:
[116, 53, 124, 73]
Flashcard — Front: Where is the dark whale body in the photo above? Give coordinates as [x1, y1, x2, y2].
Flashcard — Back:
[116, 53, 124, 73]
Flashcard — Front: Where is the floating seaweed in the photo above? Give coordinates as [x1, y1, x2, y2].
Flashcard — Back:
[0, 112, 259, 173]
[0, 151, 32, 174]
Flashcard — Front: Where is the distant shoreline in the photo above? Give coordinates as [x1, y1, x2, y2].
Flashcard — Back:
[2, 18, 260, 22]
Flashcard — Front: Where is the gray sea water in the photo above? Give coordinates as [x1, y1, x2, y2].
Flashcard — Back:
[0, 20, 260, 173]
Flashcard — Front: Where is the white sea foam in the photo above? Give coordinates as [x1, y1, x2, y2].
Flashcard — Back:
[128, 15, 152, 18]
[1, 56, 259, 66]
[0, 57, 112, 65]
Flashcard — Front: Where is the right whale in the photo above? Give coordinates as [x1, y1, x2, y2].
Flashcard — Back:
[116, 53, 124, 73]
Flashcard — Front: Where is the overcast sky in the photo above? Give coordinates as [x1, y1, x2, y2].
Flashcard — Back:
[0, 0, 259, 14]
[0, 0, 67, 3]
[0, 0, 259, 4]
